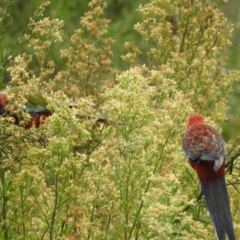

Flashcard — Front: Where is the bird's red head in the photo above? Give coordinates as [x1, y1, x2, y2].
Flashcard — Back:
[187, 114, 204, 127]
[0, 92, 7, 109]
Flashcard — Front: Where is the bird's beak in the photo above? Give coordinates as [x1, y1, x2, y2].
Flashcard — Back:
[200, 177, 235, 240]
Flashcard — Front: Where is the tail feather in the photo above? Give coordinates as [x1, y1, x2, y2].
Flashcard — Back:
[200, 177, 235, 240]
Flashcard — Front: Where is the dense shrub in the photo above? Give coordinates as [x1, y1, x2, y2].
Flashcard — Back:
[0, 0, 239, 239]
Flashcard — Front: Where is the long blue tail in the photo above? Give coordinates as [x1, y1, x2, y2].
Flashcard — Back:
[200, 177, 235, 240]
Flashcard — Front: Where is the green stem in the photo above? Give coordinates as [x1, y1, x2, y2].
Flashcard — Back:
[0, 169, 8, 240]
[20, 186, 26, 239]
[49, 174, 59, 240]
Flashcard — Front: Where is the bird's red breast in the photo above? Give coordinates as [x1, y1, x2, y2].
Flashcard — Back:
[25, 112, 52, 129]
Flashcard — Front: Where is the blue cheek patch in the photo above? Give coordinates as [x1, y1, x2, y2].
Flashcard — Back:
[0, 108, 6, 115]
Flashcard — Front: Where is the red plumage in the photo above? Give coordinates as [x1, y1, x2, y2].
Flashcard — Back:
[182, 114, 226, 185]
[0, 92, 51, 129]
[0, 92, 7, 113]
[189, 160, 225, 185]
[25, 112, 52, 129]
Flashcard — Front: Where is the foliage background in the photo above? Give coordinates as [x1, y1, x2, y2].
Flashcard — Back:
[1, 0, 240, 140]
[0, 0, 240, 239]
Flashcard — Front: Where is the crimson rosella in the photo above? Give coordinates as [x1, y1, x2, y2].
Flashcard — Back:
[0, 92, 110, 129]
[182, 114, 235, 240]
[0, 92, 52, 128]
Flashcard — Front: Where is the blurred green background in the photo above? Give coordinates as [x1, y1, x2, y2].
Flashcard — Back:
[222, 0, 240, 140]
[1, 0, 240, 140]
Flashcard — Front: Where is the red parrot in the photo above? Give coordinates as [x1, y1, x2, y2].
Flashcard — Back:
[182, 114, 236, 240]
[0, 92, 109, 128]
[0, 92, 52, 128]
